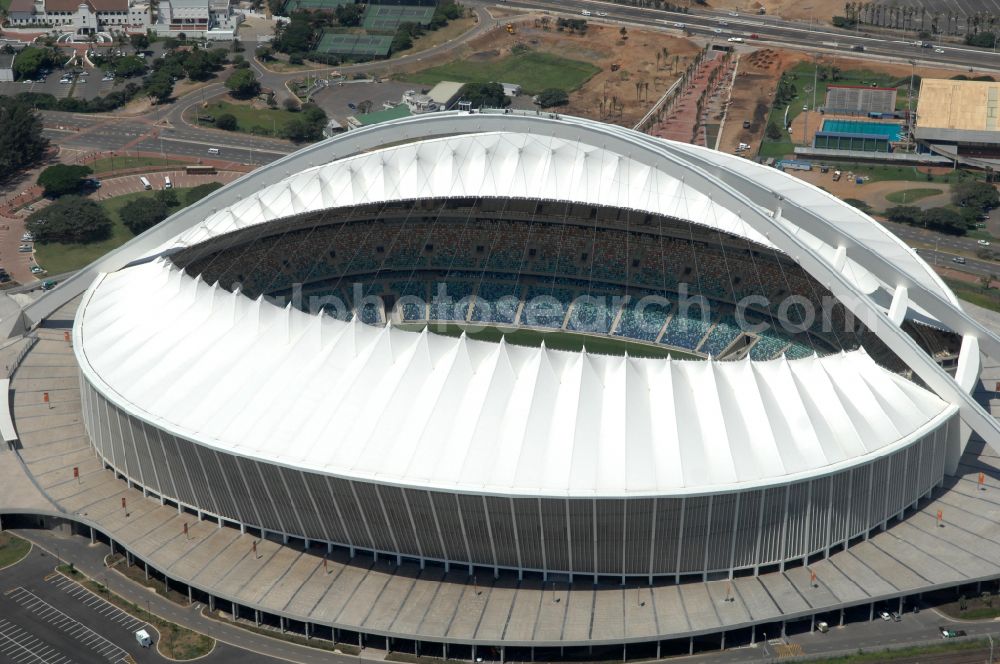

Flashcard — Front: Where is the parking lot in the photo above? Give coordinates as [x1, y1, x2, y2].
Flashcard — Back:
[5, 587, 133, 663]
[0, 619, 74, 664]
[0, 549, 159, 664]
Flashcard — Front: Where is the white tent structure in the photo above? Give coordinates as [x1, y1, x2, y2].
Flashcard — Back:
[67, 112, 987, 580]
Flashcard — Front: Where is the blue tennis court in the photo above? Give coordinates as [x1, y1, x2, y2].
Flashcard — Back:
[821, 119, 903, 141]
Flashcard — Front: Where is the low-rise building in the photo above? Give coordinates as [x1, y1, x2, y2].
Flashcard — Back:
[152, 0, 238, 35]
[427, 80, 463, 110]
[915, 78, 1000, 167]
[6, 0, 150, 32]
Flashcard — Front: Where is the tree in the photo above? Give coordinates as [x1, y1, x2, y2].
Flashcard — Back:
[144, 72, 174, 104]
[536, 88, 569, 108]
[38, 164, 93, 198]
[334, 2, 364, 26]
[843, 198, 872, 213]
[458, 82, 510, 109]
[966, 32, 997, 47]
[129, 33, 149, 53]
[283, 97, 299, 111]
[920, 206, 966, 234]
[225, 68, 260, 99]
[185, 182, 223, 206]
[215, 113, 238, 130]
[885, 205, 922, 225]
[0, 99, 49, 181]
[183, 49, 218, 81]
[119, 196, 169, 235]
[232, 54, 249, 69]
[111, 55, 147, 78]
[155, 188, 179, 208]
[282, 117, 318, 143]
[26, 196, 112, 243]
[765, 120, 783, 140]
[952, 180, 1000, 211]
[12, 47, 57, 80]
[273, 14, 314, 54]
[255, 46, 273, 60]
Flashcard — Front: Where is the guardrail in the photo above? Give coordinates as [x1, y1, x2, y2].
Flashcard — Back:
[6, 333, 38, 379]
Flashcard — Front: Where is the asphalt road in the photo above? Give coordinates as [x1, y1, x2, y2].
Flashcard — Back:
[500, 0, 1000, 72]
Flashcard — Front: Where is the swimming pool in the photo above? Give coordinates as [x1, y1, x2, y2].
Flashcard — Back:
[821, 119, 903, 141]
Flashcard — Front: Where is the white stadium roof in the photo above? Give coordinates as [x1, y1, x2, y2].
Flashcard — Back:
[157, 132, 887, 296]
[68, 111, 1000, 495]
[75, 258, 954, 497]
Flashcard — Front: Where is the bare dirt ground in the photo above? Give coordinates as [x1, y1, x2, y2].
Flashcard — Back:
[703, 0, 837, 23]
[791, 169, 953, 210]
[716, 48, 797, 155]
[388, 18, 699, 128]
[717, 47, 1000, 157]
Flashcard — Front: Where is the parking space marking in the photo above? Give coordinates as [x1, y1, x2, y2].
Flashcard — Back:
[47, 576, 146, 632]
[6, 588, 131, 663]
[0, 619, 75, 663]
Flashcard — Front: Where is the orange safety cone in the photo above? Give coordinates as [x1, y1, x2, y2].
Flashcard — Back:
[980, 472, 987, 491]
[43, 391, 50, 408]
[937, 509, 944, 527]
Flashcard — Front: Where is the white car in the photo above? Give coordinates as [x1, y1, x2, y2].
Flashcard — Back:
[674, 22, 685, 28]
[21, 79, 33, 84]
[713, 28, 722, 33]
[596, 11, 607, 16]
[879, 610, 891, 621]
[935, 47, 945, 53]
[581, 9, 591, 15]
[728, 10, 738, 16]
[21, 233, 33, 242]
[102, 75, 114, 81]
[727, 37, 744, 43]
[17, 245, 32, 253]
[30, 266, 44, 275]
[979, 239, 991, 246]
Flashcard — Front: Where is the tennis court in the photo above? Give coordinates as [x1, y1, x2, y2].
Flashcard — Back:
[316, 31, 393, 57]
[282, 0, 351, 12]
[362, 4, 435, 31]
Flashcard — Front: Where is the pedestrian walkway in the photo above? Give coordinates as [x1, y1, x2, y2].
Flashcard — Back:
[5, 297, 1000, 656]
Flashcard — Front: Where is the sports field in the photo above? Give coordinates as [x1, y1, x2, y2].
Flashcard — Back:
[316, 31, 393, 57]
[399, 323, 700, 360]
[281, 0, 351, 11]
[407, 51, 600, 95]
[363, 4, 435, 31]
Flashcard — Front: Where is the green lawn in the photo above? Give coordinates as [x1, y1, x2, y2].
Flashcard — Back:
[405, 51, 600, 95]
[34, 188, 193, 275]
[0, 532, 30, 569]
[884, 187, 944, 204]
[89, 156, 185, 175]
[943, 277, 1000, 313]
[810, 638, 990, 664]
[821, 162, 971, 184]
[195, 101, 300, 137]
[0, 0, 12, 12]
[398, 322, 699, 360]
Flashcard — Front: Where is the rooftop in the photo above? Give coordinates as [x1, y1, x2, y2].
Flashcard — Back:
[427, 80, 464, 105]
[916, 78, 1000, 132]
[355, 103, 411, 126]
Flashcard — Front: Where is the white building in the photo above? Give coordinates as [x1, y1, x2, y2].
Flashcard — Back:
[153, 0, 238, 35]
[0, 54, 14, 82]
[6, 0, 150, 33]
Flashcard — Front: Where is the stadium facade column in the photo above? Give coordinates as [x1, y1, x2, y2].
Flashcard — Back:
[90, 526, 95, 544]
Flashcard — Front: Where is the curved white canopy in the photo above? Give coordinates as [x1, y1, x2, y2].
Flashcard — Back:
[75, 258, 953, 497]
[157, 132, 885, 296]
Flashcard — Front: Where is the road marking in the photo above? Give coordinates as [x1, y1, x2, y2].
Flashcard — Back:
[46, 575, 146, 633]
[6, 588, 130, 663]
[0, 619, 75, 663]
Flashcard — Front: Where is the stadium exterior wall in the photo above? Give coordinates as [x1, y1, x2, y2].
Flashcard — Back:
[80, 376, 958, 581]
